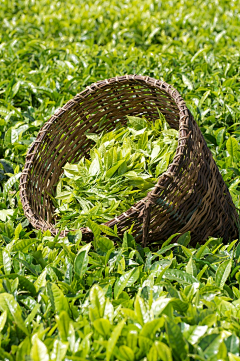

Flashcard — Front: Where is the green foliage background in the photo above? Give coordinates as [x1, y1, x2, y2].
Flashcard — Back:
[0, 0, 240, 360]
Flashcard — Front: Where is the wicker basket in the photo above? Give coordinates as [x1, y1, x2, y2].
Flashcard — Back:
[20, 75, 238, 246]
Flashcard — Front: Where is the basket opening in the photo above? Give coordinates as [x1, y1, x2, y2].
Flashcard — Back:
[23, 79, 180, 229]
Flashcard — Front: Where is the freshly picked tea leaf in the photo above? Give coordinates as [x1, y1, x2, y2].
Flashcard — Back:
[55, 115, 178, 230]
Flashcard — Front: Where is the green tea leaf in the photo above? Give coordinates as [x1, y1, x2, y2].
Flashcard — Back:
[148, 341, 173, 361]
[47, 283, 69, 314]
[89, 285, 105, 321]
[31, 338, 49, 361]
[12, 238, 37, 252]
[106, 319, 125, 361]
[226, 136, 238, 159]
[165, 317, 188, 361]
[74, 243, 91, 278]
[216, 260, 232, 289]
[93, 318, 111, 337]
[114, 267, 140, 299]
[0, 293, 29, 335]
[183, 325, 208, 345]
[0, 310, 7, 332]
[56, 311, 70, 342]
[50, 339, 68, 361]
[127, 116, 147, 130]
[163, 269, 199, 285]
[140, 318, 164, 339]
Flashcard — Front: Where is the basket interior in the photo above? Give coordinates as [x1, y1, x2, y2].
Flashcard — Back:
[26, 79, 180, 229]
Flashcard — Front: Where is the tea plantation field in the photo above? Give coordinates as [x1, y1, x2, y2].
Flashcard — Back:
[0, 0, 240, 360]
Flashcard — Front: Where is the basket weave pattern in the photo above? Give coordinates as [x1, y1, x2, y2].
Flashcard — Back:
[20, 75, 238, 246]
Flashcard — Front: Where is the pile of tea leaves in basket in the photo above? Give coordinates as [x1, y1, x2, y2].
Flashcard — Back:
[54, 115, 178, 230]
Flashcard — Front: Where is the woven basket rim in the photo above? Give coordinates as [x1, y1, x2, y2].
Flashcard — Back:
[20, 74, 190, 236]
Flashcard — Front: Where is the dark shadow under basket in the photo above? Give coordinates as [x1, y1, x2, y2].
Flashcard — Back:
[20, 75, 238, 246]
